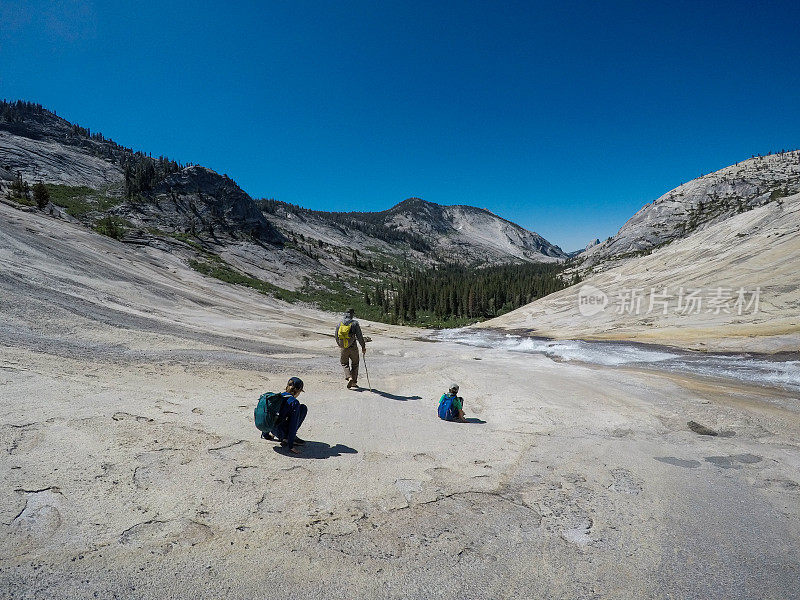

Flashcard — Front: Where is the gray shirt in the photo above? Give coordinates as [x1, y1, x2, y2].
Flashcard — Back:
[335, 317, 365, 350]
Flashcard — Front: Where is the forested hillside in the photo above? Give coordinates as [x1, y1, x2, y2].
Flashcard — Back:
[376, 263, 571, 327]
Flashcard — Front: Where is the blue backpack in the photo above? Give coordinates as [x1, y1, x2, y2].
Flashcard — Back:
[254, 392, 284, 432]
[438, 394, 457, 421]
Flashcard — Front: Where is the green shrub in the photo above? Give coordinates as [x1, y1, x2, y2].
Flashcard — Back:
[94, 215, 128, 239]
[45, 184, 121, 217]
[168, 232, 206, 252]
[188, 257, 291, 297]
[769, 188, 789, 202]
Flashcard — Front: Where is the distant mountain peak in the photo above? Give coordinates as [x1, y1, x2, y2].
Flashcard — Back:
[376, 197, 565, 262]
[387, 196, 436, 214]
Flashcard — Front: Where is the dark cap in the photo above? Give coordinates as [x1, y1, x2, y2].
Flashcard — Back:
[346, 307, 355, 315]
[287, 376, 304, 391]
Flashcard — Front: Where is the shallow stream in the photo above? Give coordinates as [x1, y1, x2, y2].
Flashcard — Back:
[433, 329, 800, 393]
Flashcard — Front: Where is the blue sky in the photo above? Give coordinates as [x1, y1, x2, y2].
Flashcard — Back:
[2, 0, 799, 250]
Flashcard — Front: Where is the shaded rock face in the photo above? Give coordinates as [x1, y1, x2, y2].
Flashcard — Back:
[0, 130, 123, 190]
[1, 105, 115, 153]
[0, 103, 132, 189]
[583, 151, 800, 270]
[0, 104, 281, 244]
[385, 197, 453, 235]
[132, 166, 283, 244]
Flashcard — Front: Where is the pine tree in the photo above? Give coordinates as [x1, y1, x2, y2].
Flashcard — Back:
[7, 172, 30, 203]
[32, 181, 50, 209]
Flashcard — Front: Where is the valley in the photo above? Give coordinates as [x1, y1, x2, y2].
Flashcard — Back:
[1, 101, 568, 327]
[1, 202, 798, 599]
[1, 100, 799, 599]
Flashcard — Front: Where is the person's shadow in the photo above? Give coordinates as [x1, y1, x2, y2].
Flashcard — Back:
[273, 441, 358, 459]
[461, 417, 487, 424]
[364, 388, 422, 402]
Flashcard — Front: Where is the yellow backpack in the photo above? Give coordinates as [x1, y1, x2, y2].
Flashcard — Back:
[337, 322, 353, 348]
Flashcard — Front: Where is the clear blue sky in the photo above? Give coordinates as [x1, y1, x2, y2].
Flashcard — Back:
[2, 1, 799, 250]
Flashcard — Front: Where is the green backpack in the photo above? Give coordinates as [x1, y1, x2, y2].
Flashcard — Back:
[254, 392, 284, 432]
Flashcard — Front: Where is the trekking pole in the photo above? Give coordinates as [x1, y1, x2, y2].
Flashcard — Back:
[363, 350, 372, 391]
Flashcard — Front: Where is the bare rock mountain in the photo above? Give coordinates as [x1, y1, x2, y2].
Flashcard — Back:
[483, 190, 800, 351]
[260, 197, 566, 268]
[0, 101, 124, 189]
[580, 151, 800, 271]
[484, 153, 800, 352]
[584, 238, 601, 252]
[0, 106, 281, 244]
[381, 197, 565, 263]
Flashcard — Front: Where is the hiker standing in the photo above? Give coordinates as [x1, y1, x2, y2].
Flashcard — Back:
[335, 308, 366, 389]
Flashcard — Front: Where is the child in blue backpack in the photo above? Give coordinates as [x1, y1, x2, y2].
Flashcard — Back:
[438, 383, 466, 422]
[262, 377, 308, 454]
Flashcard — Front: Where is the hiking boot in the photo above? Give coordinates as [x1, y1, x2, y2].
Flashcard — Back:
[261, 431, 276, 441]
[293, 437, 307, 446]
[347, 378, 357, 389]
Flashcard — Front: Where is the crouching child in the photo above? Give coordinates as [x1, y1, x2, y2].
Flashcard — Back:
[255, 377, 308, 454]
[438, 383, 466, 422]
